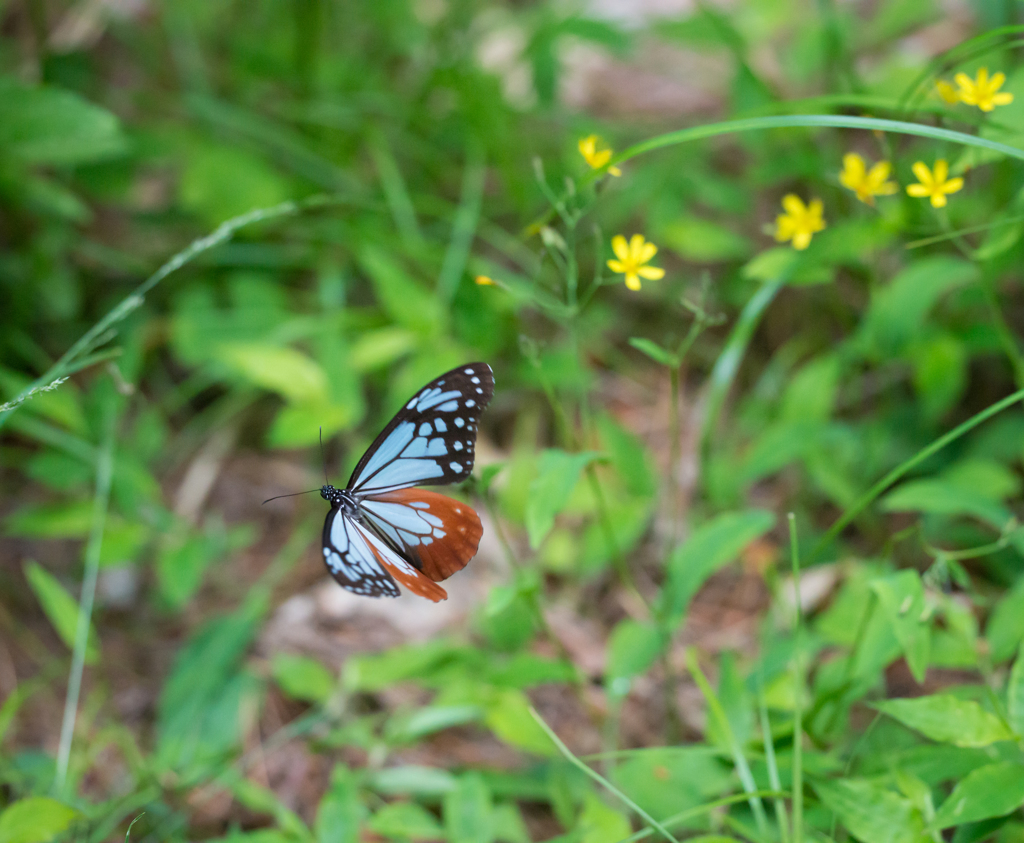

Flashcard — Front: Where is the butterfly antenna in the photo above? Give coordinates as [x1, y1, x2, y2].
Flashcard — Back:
[262, 489, 320, 505]
[319, 426, 329, 485]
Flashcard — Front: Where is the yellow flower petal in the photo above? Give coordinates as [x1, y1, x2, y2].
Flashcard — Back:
[792, 231, 812, 250]
[943, 176, 964, 194]
[608, 165, 622, 177]
[993, 92, 1014, 106]
[930, 193, 948, 208]
[628, 233, 645, 259]
[906, 184, 930, 197]
[579, 135, 597, 157]
[637, 265, 665, 280]
[782, 194, 805, 215]
[935, 80, 960, 104]
[933, 159, 949, 182]
[624, 274, 641, 291]
[636, 241, 657, 263]
[611, 235, 630, 262]
[911, 161, 933, 186]
[607, 259, 626, 273]
[475, 275, 495, 286]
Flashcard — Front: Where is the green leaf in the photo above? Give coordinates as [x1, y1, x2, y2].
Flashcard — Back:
[216, 342, 328, 403]
[1007, 643, 1024, 736]
[525, 450, 601, 549]
[272, 654, 335, 704]
[484, 689, 557, 756]
[870, 571, 930, 683]
[577, 792, 631, 843]
[491, 804, 531, 843]
[0, 81, 125, 164]
[597, 414, 656, 498]
[814, 778, 924, 843]
[179, 142, 292, 226]
[881, 479, 1012, 530]
[388, 705, 482, 743]
[359, 247, 445, 337]
[628, 337, 679, 367]
[368, 802, 444, 840]
[371, 766, 458, 798]
[269, 396, 360, 448]
[986, 578, 1024, 663]
[874, 695, 1015, 747]
[861, 256, 977, 356]
[659, 215, 751, 262]
[911, 333, 967, 421]
[0, 797, 77, 843]
[6, 501, 93, 538]
[660, 510, 775, 626]
[23, 560, 98, 664]
[610, 747, 733, 824]
[316, 766, 364, 843]
[444, 773, 493, 843]
[931, 762, 1024, 829]
[606, 620, 663, 697]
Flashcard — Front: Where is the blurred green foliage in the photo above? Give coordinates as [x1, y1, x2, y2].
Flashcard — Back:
[6, 0, 1024, 842]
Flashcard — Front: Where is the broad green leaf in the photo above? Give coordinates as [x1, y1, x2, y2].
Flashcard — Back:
[484, 689, 557, 756]
[217, 343, 327, 403]
[388, 705, 482, 743]
[1007, 643, 1024, 736]
[269, 396, 359, 447]
[368, 802, 443, 840]
[6, 501, 93, 538]
[0, 81, 125, 164]
[739, 419, 829, 482]
[870, 571, 930, 683]
[861, 256, 977, 355]
[814, 778, 924, 843]
[611, 747, 733, 823]
[344, 640, 463, 692]
[371, 766, 458, 798]
[659, 215, 751, 262]
[881, 479, 1012, 530]
[23, 560, 98, 664]
[316, 766, 364, 843]
[491, 804, 531, 843]
[359, 247, 445, 337]
[350, 328, 417, 372]
[931, 762, 1024, 829]
[597, 414, 656, 498]
[986, 578, 1024, 663]
[272, 654, 335, 704]
[525, 450, 601, 549]
[780, 354, 840, 423]
[0, 797, 77, 843]
[577, 792, 631, 843]
[444, 774, 493, 843]
[628, 337, 678, 367]
[660, 510, 775, 626]
[874, 695, 1014, 747]
[179, 142, 292, 226]
[911, 333, 967, 420]
[606, 620, 663, 697]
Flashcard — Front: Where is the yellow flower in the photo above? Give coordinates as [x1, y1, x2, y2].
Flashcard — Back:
[475, 275, 496, 286]
[607, 234, 664, 291]
[578, 135, 622, 177]
[954, 67, 1014, 112]
[839, 153, 898, 205]
[906, 159, 964, 208]
[774, 195, 826, 250]
[935, 79, 961, 105]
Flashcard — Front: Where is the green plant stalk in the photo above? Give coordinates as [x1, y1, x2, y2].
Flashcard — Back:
[0, 195, 341, 432]
[686, 648, 769, 837]
[529, 706, 681, 843]
[813, 386, 1024, 559]
[437, 141, 486, 304]
[758, 684, 790, 843]
[788, 514, 804, 843]
[55, 390, 118, 793]
[904, 213, 1024, 249]
[615, 790, 789, 843]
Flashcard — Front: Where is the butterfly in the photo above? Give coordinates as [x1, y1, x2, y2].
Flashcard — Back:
[318, 363, 494, 602]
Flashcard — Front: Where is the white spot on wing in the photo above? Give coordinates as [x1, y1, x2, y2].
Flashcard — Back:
[450, 462, 462, 472]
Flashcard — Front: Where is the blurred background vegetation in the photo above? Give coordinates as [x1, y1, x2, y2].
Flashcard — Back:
[6, 0, 1024, 841]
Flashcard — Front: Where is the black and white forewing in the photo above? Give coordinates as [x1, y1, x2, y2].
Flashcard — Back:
[322, 506, 400, 598]
[347, 363, 494, 496]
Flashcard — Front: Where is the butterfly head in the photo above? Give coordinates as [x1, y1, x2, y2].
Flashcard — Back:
[320, 484, 339, 503]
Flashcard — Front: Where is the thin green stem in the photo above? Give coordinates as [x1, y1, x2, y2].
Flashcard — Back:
[529, 707, 681, 843]
[615, 791, 789, 843]
[812, 387, 1024, 559]
[759, 683, 790, 843]
[0, 195, 343, 432]
[788, 514, 804, 843]
[55, 388, 119, 793]
[687, 648, 769, 837]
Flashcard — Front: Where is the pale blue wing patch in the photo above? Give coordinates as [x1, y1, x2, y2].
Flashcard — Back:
[361, 499, 448, 550]
[322, 507, 399, 598]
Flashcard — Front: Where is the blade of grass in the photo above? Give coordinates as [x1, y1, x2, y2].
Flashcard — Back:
[0, 194, 342, 432]
[369, 129, 424, 249]
[54, 383, 119, 793]
[788, 514, 804, 843]
[615, 791, 789, 843]
[437, 141, 487, 304]
[528, 706, 681, 843]
[812, 386, 1024, 559]
[758, 684, 790, 843]
[686, 649, 769, 839]
[905, 214, 1024, 249]
[701, 277, 786, 454]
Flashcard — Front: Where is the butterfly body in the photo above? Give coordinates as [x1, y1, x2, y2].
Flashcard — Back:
[319, 363, 493, 602]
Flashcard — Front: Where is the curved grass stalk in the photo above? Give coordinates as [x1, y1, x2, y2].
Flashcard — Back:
[812, 386, 1024, 560]
[529, 706, 681, 843]
[0, 194, 344, 433]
